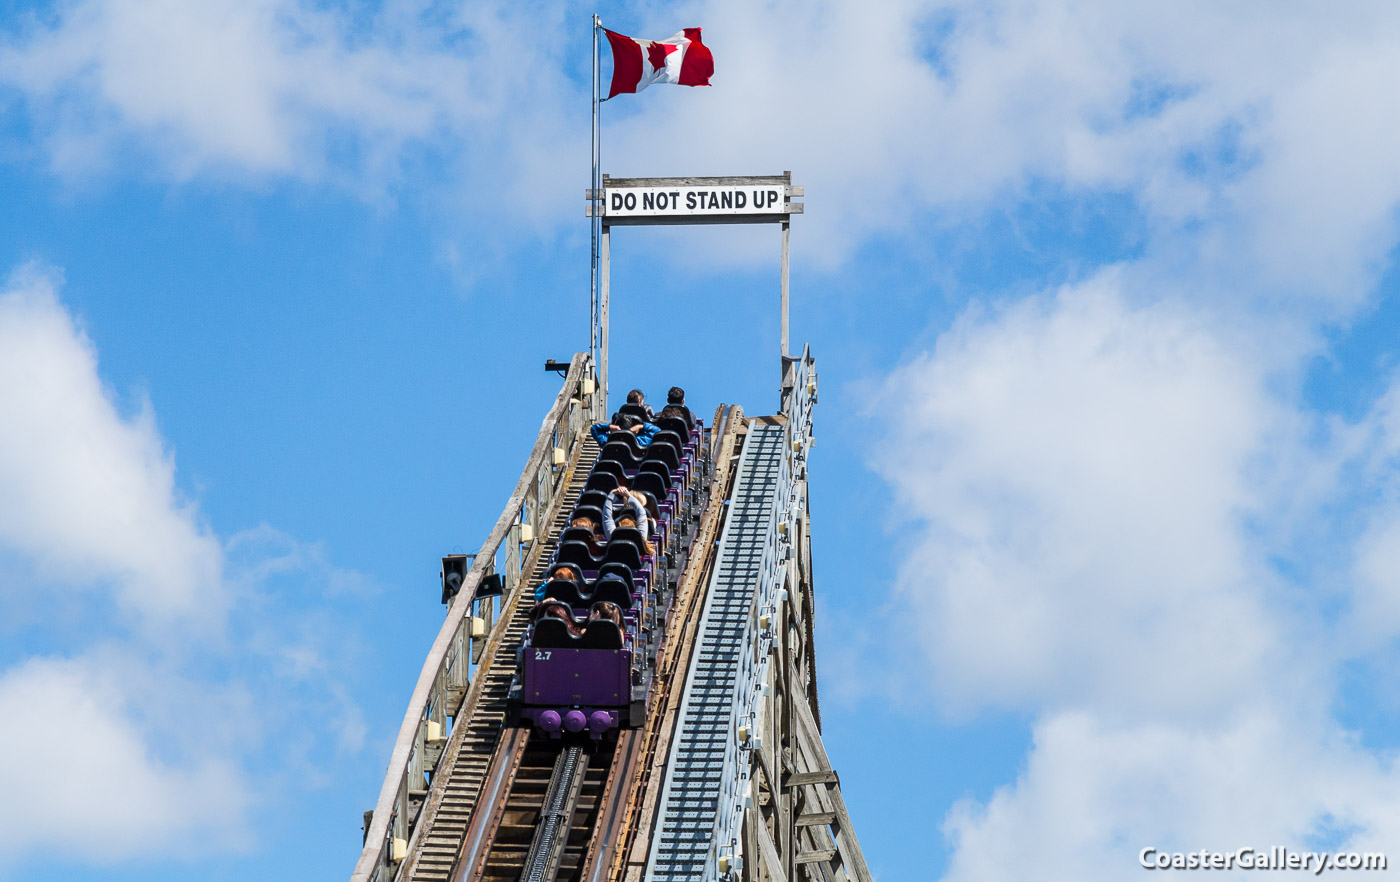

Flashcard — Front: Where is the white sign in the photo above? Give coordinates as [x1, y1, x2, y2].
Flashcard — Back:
[603, 184, 787, 218]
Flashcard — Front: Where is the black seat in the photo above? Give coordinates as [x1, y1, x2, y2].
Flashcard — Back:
[592, 575, 633, 610]
[603, 540, 643, 571]
[556, 541, 601, 572]
[539, 577, 587, 606]
[644, 437, 682, 470]
[606, 430, 642, 455]
[593, 460, 627, 482]
[532, 617, 575, 649]
[580, 619, 623, 650]
[656, 416, 690, 445]
[618, 403, 651, 422]
[585, 471, 619, 493]
[597, 561, 635, 586]
[560, 527, 600, 548]
[575, 495, 608, 518]
[609, 526, 648, 556]
[639, 459, 672, 484]
[600, 441, 643, 470]
[631, 471, 670, 504]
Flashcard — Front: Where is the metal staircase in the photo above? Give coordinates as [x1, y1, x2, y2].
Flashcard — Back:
[645, 424, 784, 880]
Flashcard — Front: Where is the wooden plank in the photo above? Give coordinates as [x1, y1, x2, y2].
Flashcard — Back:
[796, 848, 837, 865]
[795, 812, 836, 828]
[790, 697, 874, 882]
[756, 812, 789, 882]
[785, 770, 837, 788]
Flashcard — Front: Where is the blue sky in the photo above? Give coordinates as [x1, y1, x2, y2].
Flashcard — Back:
[4, 2, 1400, 880]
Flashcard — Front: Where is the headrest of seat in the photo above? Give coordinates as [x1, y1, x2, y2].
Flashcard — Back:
[555, 542, 600, 568]
[572, 504, 606, 527]
[603, 542, 643, 569]
[656, 417, 690, 443]
[532, 617, 576, 649]
[609, 527, 647, 549]
[585, 471, 619, 490]
[593, 460, 626, 479]
[580, 619, 624, 650]
[591, 576, 633, 610]
[546, 562, 583, 583]
[542, 578, 587, 605]
[631, 472, 668, 498]
[597, 561, 634, 585]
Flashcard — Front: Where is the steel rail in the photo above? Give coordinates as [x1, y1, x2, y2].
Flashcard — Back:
[522, 745, 588, 882]
[644, 420, 785, 881]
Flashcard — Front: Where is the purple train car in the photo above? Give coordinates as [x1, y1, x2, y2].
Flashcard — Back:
[516, 643, 646, 737]
[507, 414, 705, 739]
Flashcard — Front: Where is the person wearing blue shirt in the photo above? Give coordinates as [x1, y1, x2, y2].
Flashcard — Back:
[590, 412, 660, 448]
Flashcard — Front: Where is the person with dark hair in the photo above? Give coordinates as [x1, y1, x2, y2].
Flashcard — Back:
[626, 388, 655, 422]
[529, 598, 584, 635]
[663, 386, 696, 431]
[658, 403, 690, 425]
[587, 600, 624, 628]
[590, 410, 659, 447]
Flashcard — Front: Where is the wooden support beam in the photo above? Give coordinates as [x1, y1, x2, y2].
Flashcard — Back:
[795, 848, 837, 865]
[795, 812, 837, 828]
[785, 770, 838, 788]
[789, 696, 874, 882]
[755, 816, 789, 882]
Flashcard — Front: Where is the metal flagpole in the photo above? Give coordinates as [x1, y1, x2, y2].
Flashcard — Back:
[590, 14, 600, 391]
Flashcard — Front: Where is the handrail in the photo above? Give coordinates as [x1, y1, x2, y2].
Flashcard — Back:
[351, 352, 600, 882]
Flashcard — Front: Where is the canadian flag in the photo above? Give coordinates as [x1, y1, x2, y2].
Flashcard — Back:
[604, 28, 713, 98]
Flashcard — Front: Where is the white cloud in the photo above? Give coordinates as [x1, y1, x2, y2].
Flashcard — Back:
[0, 0, 580, 205]
[0, 655, 248, 862]
[871, 274, 1400, 879]
[941, 709, 1400, 882]
[597, 0, 1400, 286]
[0, 265, 375, 866]
[0, 264, 223, 631]
[9, 0, 1400, 298]
[872, 273, 1294, 718]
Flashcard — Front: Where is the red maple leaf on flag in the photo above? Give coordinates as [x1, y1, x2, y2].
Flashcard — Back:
[646, 41, 677, 73]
